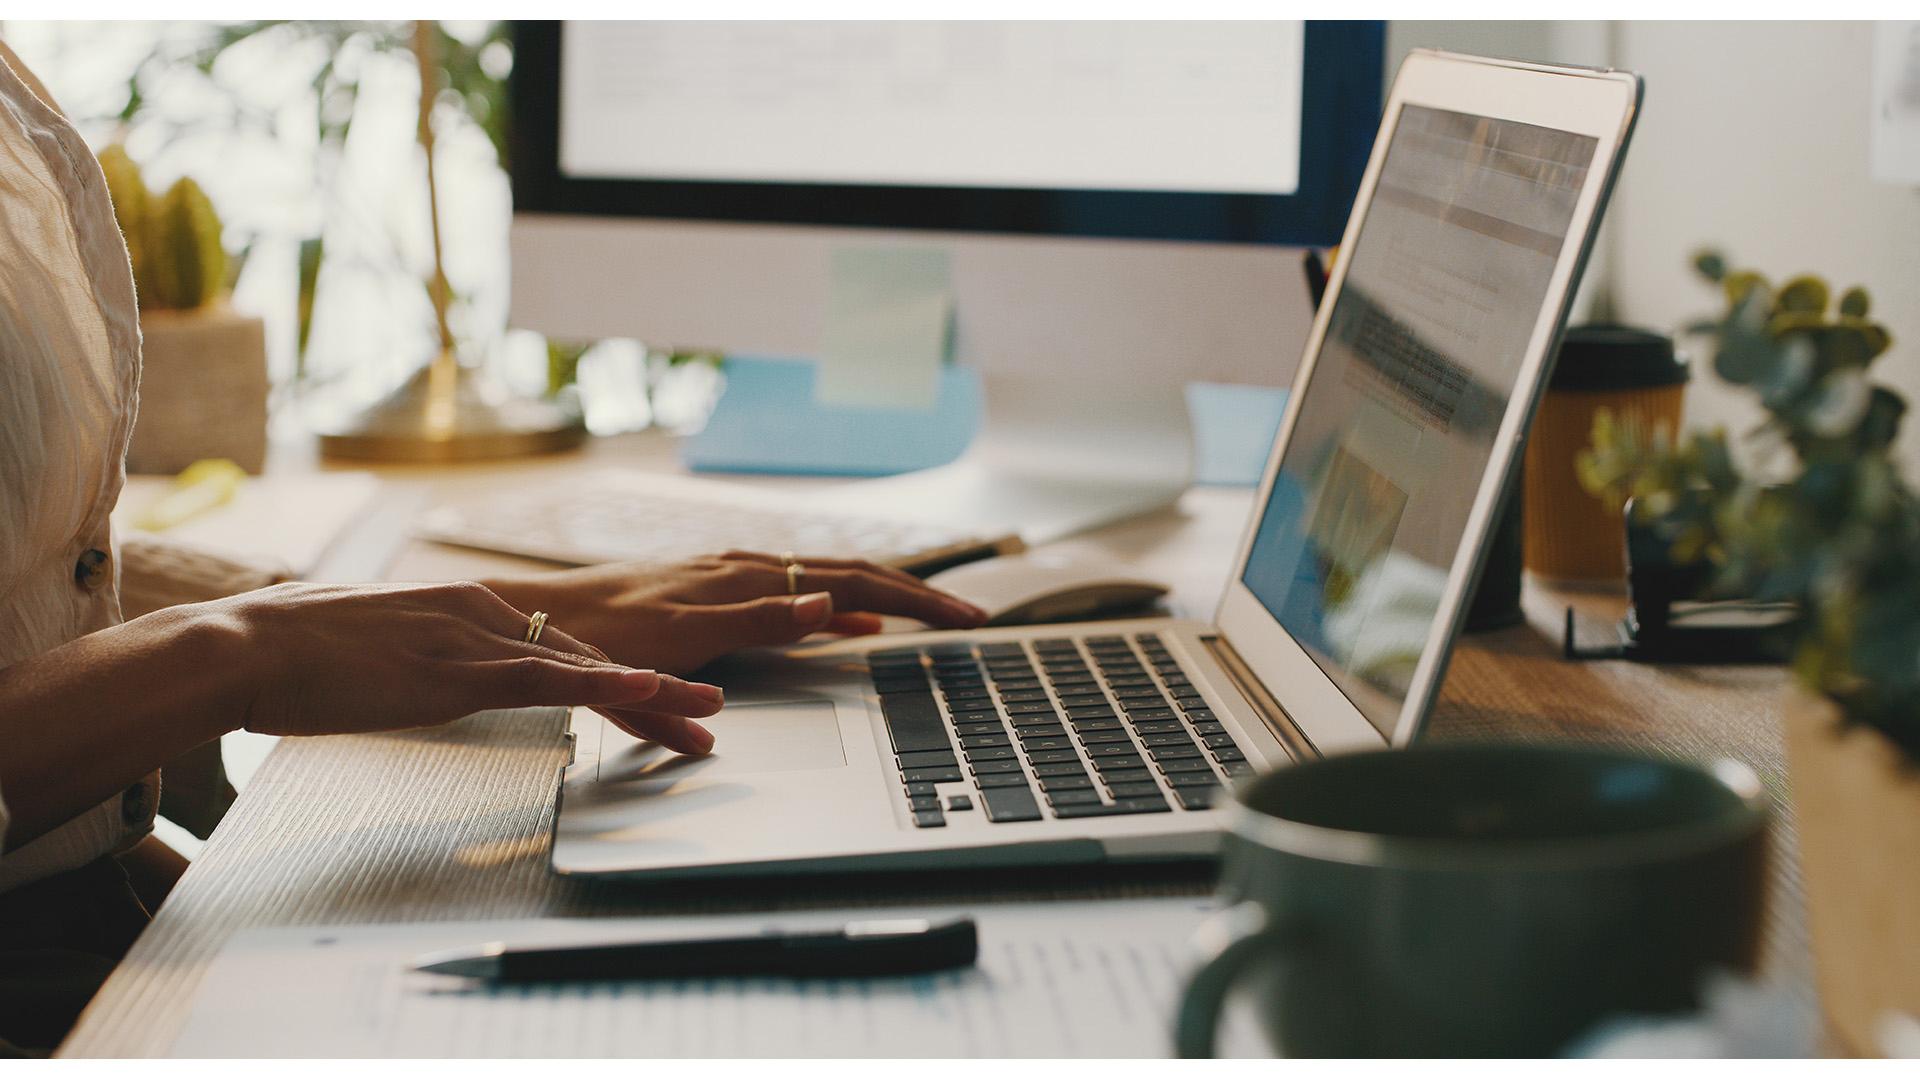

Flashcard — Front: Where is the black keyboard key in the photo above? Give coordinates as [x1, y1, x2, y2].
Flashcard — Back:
[1090, 742, 1146, 758]
[868, 647, 925, 664]
[1191, 721, 1228, 736]
[960, 732, 1011, 749]
[1221, 761, 1256, 778]
[1108, 781, 1164, 798]
[1012, 724, 1068, 740]
[1033, 638, 1078, 651]
[1038, 773, 1095, 791]
[951, 710, 1002, 726]
[1212, 746, 1247, 762]
[982, 786, 1043, 823]
[1052, 797, 1171, 818]
[1065, 707, 1119, 722]
[975, 771, 1032, 789]
[1126, 707, 1178, 722]
[1106, 675, 1156, 688]
[1031, 760, 1090, 777]
[912, 809, 947, 828]
[1115, 688, 1166, 702]
[998, 688, 1050, 703]
[1092, 753, 1147, 773]
[964, 745, 1019, 763]
[1026, 748, 1085, 765]
[1158, 756, 1217, 774]
[1141, 732, 1197, 749]
[1098, 768, 1154, 786]
[943, 686, 992, 702]
[1057, 694, 1109, 709]
[908, 795, 942, 811]
[1019, 735, 1076, 753]
[992, 678, 1043, 692]
[879, 692, 950, 754]
[1174, 694, 1209, 709]
[926, 642, 978, 658]
[1185, 709, 1218, 722]
[1047, 788, 1104, 807]
[1010, 716, 1064, 732]
[1172, 786, 1218, 810]
[1131, 719, 1186, 735]
[1076, 728, 1134, 745]
[896, 749, 959, 769]
[1167, 772, 1221, 789]
[1069, 716, 1125, 733]
[979, 643, 1027, 656]
[1203, 733, 1241, 750]
[1005, 700, 1060, 716]
[1150, 745, 1204, 761]
[904, 782, 939, 797]
[946, 795, 973, 812]
[902, 766, 964, 783]
[955, 721, 1006, 737]
[872, 677, 931, 695]
[971, 758, 1025, 775]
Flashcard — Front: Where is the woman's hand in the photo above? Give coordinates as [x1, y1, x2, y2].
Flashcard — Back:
[482, 551, 989, 675]
[214, 580, 724, 754]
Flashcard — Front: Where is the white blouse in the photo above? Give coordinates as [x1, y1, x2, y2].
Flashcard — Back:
[0, 42, 158, 892]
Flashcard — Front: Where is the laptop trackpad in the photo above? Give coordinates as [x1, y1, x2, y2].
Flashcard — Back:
[600, 699, 847, 780]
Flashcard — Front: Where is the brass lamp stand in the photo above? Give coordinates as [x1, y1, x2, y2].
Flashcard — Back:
[318, 21, 583, 463]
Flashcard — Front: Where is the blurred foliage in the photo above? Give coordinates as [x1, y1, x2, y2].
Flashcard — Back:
[98, 143, 228, 310]
[107, 21, 512, 372]
[1579, 252, 1917, 761]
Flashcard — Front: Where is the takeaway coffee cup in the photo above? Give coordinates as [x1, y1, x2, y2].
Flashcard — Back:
[1176, 744, 1769, 1057]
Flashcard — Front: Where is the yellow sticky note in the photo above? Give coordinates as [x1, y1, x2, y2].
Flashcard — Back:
[814, 247, 952, 410]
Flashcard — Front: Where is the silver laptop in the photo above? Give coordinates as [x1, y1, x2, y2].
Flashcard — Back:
[551, 51, 1642, 880]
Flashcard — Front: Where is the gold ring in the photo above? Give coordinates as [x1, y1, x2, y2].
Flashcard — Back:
[786, 563, 806, 595]
[524, 610, 549, 644]
[780, 551, 798, 567]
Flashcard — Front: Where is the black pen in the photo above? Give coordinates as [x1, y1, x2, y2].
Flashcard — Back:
[411, 917, 978, 982]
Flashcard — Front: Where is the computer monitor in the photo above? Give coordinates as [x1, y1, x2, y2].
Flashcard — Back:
[508, 21, 1384, 540]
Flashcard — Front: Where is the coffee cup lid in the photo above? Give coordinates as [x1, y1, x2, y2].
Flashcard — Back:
[1550, 323, 1688, 391]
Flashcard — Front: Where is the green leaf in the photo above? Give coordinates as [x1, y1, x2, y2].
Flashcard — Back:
[1839, 286, 1871, 318]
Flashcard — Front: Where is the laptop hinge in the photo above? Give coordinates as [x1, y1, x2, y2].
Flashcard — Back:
[1201, 635, 1320, 762]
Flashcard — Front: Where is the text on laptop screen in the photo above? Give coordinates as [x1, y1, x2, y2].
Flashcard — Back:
[1240, 104, 1597, 737]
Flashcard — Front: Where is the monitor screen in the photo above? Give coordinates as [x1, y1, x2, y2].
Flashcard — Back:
[511, 21, 1382, 245]
[557, 22, 1303, 196]
[1239, 103, 1598, 736]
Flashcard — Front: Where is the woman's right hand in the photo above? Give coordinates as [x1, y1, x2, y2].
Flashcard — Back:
[211, 581, 724, 754]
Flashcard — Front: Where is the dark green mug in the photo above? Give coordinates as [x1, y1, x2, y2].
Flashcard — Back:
[1176, 744, 1769, 1058]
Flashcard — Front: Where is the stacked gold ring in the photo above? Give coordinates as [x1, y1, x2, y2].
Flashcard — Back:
[781, 551, 806, 595]
[524, 610, 549, 644]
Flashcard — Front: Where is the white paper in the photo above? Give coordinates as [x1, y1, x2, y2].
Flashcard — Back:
[113, 471, 381, 577]
[1872, 21, 1920, 185]
[171, 898, 1264, 1058]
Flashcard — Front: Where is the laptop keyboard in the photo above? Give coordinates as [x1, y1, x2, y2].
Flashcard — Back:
[868, 633, 1254, 828]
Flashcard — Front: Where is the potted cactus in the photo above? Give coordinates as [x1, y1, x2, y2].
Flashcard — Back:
[1580, 252, 1919, 1056]
[99, 144, 268, 474]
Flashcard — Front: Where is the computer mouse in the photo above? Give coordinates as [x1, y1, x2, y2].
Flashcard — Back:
[925, 550, 1170, 627]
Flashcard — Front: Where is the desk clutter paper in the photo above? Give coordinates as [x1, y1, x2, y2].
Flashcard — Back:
[814, 246, 952, 411]
[171, 898, 1263, 1057]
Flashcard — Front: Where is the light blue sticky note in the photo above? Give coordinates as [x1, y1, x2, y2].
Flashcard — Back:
[1186, 382, 1290, 487]
[814, 247, 952, 411]
[685, 356, 979, 477]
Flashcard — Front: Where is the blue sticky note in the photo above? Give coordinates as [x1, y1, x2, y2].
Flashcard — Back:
[685, 356, 979, 477]
[1187, 382, 1290, 488]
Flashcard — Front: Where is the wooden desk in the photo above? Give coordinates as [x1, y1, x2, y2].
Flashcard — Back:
[61, 433, 1805, 1056]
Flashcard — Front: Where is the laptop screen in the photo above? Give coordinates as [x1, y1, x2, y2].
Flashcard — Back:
[1240, 103, 1598, 737]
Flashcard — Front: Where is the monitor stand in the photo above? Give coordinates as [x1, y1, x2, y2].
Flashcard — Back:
[814, 368, 1193, 545]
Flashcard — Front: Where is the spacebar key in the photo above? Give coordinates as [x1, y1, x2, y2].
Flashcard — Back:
[981, 785, 1043, 823]
[879, 692, 952, 754]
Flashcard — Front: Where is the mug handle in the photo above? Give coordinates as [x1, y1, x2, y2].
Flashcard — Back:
[1176, 901, 1295, 1059]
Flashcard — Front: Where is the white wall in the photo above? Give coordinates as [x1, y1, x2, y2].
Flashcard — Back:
[1608, 22, 1920, 471]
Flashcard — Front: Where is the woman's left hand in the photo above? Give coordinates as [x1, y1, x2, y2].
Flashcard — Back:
[482, 551, 988, 675]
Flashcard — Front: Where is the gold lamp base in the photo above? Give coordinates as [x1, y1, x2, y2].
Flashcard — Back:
[316, 352, 586, 463]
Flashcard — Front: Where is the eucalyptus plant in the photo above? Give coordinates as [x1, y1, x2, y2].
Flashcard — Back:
[1578, 252, 1918, 761]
